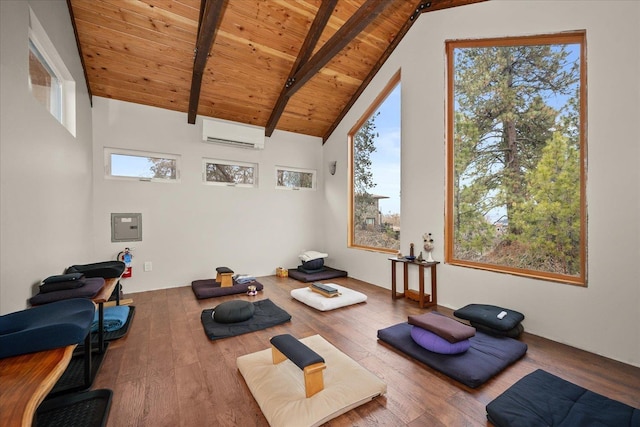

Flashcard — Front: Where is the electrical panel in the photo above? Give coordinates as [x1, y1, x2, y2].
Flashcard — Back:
[111, 213, 142, 242]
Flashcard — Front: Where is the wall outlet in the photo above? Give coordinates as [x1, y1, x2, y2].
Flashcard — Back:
[144, 261, 152, 272]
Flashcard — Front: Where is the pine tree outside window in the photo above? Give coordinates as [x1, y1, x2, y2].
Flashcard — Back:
[445, 32, 587, 285]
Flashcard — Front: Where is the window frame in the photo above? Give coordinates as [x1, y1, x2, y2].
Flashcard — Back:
[274, 166, 316, 191]
[445, 31, 587, 286]
[28, 7, 76, 136]
[348, 70, 401, 254]
[202, 158, 258, 188]
[104, 147, 181, 183]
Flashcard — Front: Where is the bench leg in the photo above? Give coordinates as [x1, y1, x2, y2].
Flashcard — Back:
[272, 346, 287, 364]
[271, 346, 326, 398]
[303, 363, 326, 398]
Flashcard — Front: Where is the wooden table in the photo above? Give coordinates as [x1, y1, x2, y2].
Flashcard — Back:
[0, 345, 75, 427]
[389, 258, 440, 308]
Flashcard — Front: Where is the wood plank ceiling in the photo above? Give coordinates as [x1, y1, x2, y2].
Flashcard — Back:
[68, 0, 484, 141]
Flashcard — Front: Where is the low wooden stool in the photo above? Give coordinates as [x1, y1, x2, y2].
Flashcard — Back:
[216, 267, 234, 287]
[270, 334, 326, 398]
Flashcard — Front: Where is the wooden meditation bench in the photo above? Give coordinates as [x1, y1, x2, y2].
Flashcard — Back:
[215, 267, 234, 287]
[270, 334, 326, 398]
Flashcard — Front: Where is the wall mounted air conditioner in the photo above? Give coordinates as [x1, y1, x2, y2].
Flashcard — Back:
[202, 117, 265, 149]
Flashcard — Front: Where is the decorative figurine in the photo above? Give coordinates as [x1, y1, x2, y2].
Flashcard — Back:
[423, 233, 435, 262]
[416, 251, 424, 262]
[247, 285, 257, 296]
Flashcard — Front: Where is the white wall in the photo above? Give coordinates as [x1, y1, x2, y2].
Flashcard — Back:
[0, 1, 94, 314]
[91, 98, 325, 294]
[323, 0, 640, 367]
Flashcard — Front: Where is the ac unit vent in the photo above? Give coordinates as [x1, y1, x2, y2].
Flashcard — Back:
[202, 118, 265, 149]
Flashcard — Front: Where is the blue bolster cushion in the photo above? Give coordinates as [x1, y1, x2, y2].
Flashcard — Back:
[270, 334, 324, 369]
[0, 298, 96, 359]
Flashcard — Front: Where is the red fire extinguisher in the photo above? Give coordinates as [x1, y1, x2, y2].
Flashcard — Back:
[118, 248, 133, 278]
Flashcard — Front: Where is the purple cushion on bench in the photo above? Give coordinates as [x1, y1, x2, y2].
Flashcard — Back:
[410, 326, 471, 355]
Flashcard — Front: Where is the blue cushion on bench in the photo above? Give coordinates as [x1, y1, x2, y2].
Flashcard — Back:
[270, 334, 324, 369]
[0, 298, 95, 359]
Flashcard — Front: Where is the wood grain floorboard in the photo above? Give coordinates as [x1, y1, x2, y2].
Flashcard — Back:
[93, 275, 640, 426]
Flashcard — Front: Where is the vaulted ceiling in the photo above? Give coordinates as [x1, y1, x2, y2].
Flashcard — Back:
[68, 0, 484, 141]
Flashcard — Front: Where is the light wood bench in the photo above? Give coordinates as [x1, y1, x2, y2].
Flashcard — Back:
[215, 267, 234, 287]
[270, 334, 326, 398]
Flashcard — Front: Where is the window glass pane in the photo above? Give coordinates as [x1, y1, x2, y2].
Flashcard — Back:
[28, 39, 61, 120]
[204, 160, 256, 186]
[109, 152, 177, 180]
[276, 168, 315, 189]
[447, 33, 586, 285]
[350, 77, 401, 252]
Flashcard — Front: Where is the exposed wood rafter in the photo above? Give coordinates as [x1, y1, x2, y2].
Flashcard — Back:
[322, 0, 487, 142]
[284, 0, 393, 98]
[187, 0, 227, 124]
[265, 0, 338, 137]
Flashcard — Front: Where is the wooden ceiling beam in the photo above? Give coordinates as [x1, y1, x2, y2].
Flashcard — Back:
[265, 0, 338, 137]
[322, 0, 487, 142]
[187, 0, 226, 124]
[66, 0, 92, 106]
[284, 0, 393, 98]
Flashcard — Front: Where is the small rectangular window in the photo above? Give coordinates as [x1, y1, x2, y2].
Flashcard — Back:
[105, 148, 180, 182]
[275, 166, 316, 190]
[203, 158, 257, 187]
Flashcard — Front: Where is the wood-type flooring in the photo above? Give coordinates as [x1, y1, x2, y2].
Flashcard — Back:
[93, 275, 640, 426]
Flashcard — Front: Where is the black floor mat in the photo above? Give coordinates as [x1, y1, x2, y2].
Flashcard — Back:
[36, 389, 112, 427]
[48, 344, 108, 396]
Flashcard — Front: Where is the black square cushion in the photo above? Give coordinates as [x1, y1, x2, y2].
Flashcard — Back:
[486, 369, 640, 426]
[216, 267, 234, 274]
[454, 304, 524, 332]
[213, 300, 255, 323]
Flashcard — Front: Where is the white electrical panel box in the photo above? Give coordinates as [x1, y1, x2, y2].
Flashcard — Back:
[111, 213, 142, 242]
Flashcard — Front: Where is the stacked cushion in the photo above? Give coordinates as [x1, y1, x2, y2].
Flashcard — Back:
[39, 273, 86, 293]
[408, 312, 475, 355]
[454, 304, 525, 337]
[297, 250, 329, 273]
[29, 277, 105, 305]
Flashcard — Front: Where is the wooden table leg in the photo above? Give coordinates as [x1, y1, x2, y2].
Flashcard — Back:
[391, 260, 397, 300]
[418, 264, 425, 308]
[403, 262, 409, 295]
[430, 264, 437, 306]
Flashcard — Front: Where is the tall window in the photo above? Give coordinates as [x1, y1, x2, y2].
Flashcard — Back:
[446, 32, 587, 285]
[28, 7, 76, 136]
[349, 71, 401, 252]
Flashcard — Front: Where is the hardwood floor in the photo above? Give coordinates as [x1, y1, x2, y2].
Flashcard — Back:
[93, 275, 640, 426]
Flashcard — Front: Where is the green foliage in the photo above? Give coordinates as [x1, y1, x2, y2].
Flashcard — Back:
[452, 41, 582, 276]
[353, 113, 379, 228]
